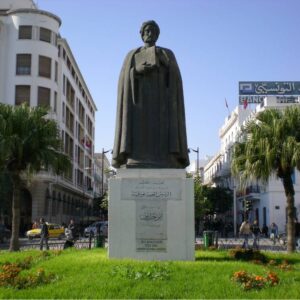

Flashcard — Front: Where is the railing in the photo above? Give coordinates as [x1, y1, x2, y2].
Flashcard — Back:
[236, 185, 262, 197]
[195, 237, 289, 251]
[18, 238, 105, 251]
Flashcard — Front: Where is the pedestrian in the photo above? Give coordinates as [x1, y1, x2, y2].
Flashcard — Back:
[39, 218, 49, 250]
[261, 224, 269, 237]
[270, 222, 278, 245]
[239, 220, 251, 249]
[64, 219, 77, 249]
[68, 219, 78, 240]
[251, 220, 261, 250]
[32, 220, 39, 229]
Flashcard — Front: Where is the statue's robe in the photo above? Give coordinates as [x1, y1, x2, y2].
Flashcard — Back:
[112, 46, 189, 169]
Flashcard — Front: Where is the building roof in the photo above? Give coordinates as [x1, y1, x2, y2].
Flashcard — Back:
[0, 0, 36, 10]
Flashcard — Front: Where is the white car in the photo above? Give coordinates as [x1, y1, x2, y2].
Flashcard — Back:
[84, 221, 108, 237]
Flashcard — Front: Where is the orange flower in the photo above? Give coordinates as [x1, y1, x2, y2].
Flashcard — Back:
[255, 275, 264, 281]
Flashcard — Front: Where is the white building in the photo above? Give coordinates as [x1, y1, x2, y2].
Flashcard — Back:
[204, 106, 251, 188]
[94, 152, 112, 197]
[0, 0, 97, 231]
[204, 97, 300, 234]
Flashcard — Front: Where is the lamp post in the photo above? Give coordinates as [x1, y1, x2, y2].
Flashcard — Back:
[233, 180, 237, 237]
[189, 147, 199, 176]
[101, 148, 112, 197]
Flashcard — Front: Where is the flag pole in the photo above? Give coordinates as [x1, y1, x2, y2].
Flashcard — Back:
[225, 98, 230, 116]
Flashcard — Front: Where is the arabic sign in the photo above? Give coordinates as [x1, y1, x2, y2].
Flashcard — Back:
[121, 178, 181, 201]
[239, 82, 300, 96]
[136, 200, 167, 252]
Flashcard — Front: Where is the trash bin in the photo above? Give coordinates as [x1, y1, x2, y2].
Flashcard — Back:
[203, 230, 214, 248]
[94, 234, 105, 248]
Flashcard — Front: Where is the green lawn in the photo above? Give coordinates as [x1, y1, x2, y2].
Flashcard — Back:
[0, 248, 299, 299]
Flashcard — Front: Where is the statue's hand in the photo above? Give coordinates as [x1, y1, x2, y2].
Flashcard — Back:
[135, 63, 157, 74]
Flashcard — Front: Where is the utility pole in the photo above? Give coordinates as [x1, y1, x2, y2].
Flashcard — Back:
[101, 148, 111, 197]
[189, 147, 199, 176]
[233, 179, 237, 237]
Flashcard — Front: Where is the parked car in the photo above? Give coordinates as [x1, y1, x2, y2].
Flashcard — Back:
[0, 224, 11, 243]
[84, 221, 108, 237]
[26, 223, 65, 240]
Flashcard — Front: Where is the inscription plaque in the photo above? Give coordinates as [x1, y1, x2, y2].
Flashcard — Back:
[136, 239, 167, 252]
[121, 178, 181, 201]
[136, 200, 167, 252]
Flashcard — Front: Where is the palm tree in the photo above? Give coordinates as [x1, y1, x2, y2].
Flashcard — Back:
[0, 104, 70, 251]
[231, 106, 300, 252]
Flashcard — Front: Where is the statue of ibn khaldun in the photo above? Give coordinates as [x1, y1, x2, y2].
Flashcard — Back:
[112, 20, 189, 169]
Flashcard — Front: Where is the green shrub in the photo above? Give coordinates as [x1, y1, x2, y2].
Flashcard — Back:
[229, 248, 268, 263]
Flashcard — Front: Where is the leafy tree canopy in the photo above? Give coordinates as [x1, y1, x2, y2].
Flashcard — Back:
[231, 106, 300, 252]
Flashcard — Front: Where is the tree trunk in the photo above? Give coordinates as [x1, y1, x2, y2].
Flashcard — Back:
[9, 175, 21, 251]
[283, 175, 296, 253]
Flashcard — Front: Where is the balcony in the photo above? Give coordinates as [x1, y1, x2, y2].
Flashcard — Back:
[211, 161, 231, 181]
[236, 184, 264, 201]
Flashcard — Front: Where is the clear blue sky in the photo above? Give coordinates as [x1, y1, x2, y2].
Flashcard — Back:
[38, 0, 300, 164]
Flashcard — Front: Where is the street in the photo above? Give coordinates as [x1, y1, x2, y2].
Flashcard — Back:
[1, 237, 299, 252]
[0, 237, 96, 251]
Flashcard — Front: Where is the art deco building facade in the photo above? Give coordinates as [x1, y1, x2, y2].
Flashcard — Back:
[0, 0, 97, 231]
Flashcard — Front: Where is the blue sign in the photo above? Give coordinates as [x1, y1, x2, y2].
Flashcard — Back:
[239, 81, 300, 96]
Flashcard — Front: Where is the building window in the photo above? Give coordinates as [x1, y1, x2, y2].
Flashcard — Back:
[66, 80, 75, 108]
[19, 26, 32, 39]
[53, 32, 58, 46]
[39, 55, 51, 78]
[63, 74, 66, 95]
[86, 116, 93, 136]
[15, 85, 30, 105]
[78, 100, 85, 124]
[55, 61, 58, 82]
[62, 102, 65, 122]
[76, 169, 84, 187]
[45, 189, 50, 215]
[65, 106, 74, 133]
[54, 91, 57, 112]
[16, 54, 31, 75]
[39, 27, 51, 43]
[64, 132, 74, 159]
[263, 207, 267, 226]
[38, 86, 50, 107]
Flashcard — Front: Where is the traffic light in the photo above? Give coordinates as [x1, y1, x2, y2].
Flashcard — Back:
[245, 200, 252, 211]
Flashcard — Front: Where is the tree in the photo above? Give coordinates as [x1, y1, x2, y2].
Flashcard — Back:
[192, 173, 232, 234]
[100, 192, 108, 213]
[0, 104, 70, 251]
[231, 106, 300, 252]
[0, 170, 12, 219]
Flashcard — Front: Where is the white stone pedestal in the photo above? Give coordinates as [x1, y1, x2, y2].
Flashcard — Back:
[108, 169, 194, 261]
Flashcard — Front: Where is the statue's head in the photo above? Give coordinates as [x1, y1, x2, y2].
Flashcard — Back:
[140, 20, 160, 44]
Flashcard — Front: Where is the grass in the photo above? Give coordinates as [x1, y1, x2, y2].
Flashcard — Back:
[0, 248, 299, 299]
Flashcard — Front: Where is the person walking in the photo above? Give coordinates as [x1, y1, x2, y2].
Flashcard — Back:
[68, 219, 77, 241]
[239, 220, 251, 249]
[64, 219, 77, 249]
[270, 222, 279, 245]
[261, 224, 269, 238]
[39, 218, 49, 250]
[251, 220, 261, 250]
[32, 220, 39, 229]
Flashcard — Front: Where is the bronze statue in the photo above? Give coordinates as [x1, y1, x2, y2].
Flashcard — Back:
[112, 20, 189, 169]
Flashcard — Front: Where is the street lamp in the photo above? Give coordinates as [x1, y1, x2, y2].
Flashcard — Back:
[101, 148, 112, 197]
[189, 147, 199, 176]
[233, 180, 237, 237]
